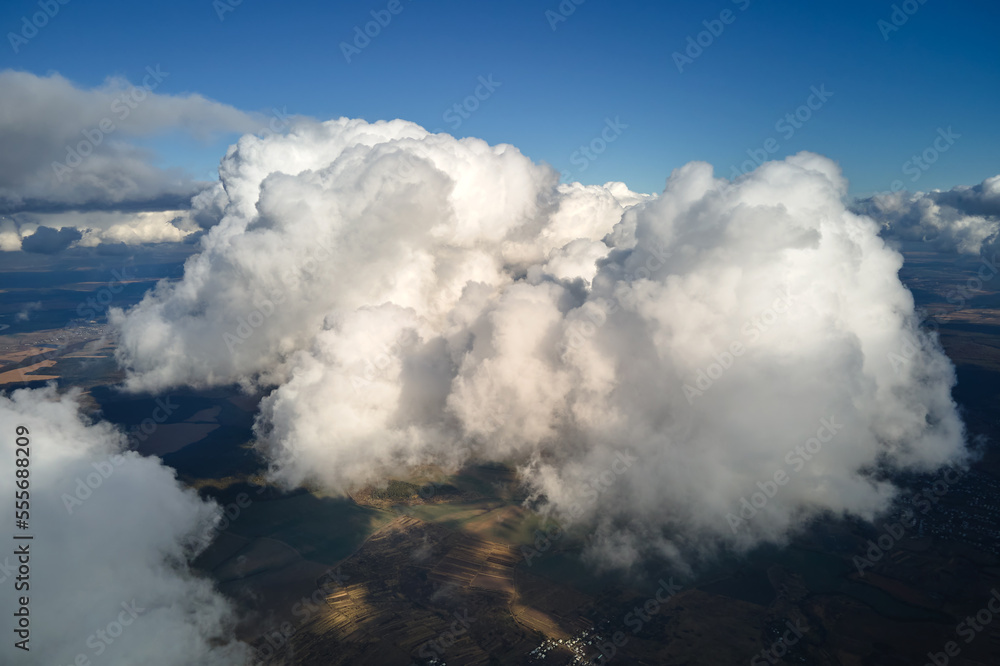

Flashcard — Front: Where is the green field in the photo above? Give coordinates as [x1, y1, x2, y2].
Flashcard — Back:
[224, 490, 395, 564]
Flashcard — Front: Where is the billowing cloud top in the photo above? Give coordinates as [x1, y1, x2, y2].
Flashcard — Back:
[112, 119, 968, 567]
[0, 386, 250, 664]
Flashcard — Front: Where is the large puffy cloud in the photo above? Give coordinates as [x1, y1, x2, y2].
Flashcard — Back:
[112, 120, 968, 567]
[857, 174, 1000, 254]
[112, 118, 643, 391]
[0, 386, 251, 664]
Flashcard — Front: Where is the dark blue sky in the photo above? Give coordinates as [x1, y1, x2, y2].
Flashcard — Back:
[2, 0, 998, 194]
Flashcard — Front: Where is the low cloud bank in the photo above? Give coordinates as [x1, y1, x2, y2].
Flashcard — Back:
[857, 174, 1000, 254]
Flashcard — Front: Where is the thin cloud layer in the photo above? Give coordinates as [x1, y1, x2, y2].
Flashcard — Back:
[112, 120, 968, 567]
[857, 174, 1000, 254]
[0, 209, 201, 252]
[0, 69, 264, 252]
[0, 386, 251, 664]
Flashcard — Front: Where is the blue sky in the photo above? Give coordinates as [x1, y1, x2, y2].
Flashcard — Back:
[2, 0, 998, 195]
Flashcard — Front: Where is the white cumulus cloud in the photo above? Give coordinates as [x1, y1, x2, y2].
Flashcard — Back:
[112, 120, 969, 568]
[0, 386, 251, 665]
[857, 174, 1000, 254]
